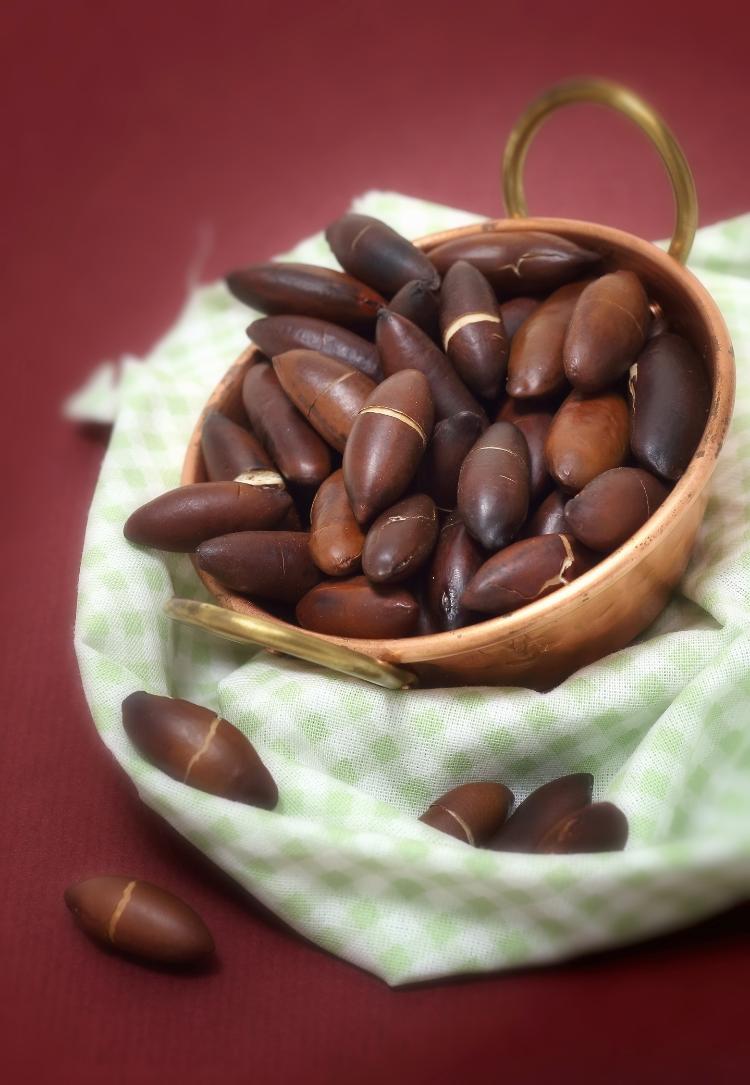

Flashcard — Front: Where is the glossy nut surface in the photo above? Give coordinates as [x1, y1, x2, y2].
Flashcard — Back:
[457, 421, 530, 550]
[64, 876, 215, 965]
[564, 270, 649, 392]
[489, 773, 594, 852]
[388, 279, 441, 342]
[377, 309, 485, 422]
[309, 469, 365, 577]
[247, 315, 382, 381]
[427, 517, 485, 632]
[463, 533, 593, 615]
[296, 576, 419, 638]
[226, 262, 385, 328]
[362, 494, 438, 584]
[325, 213, 440, 297]
[564, 467, 669, 553]
[418, 411, 486, 511]
[200, 411, 272, 481]
[497, 398, 554, 505]
[419, 782, 514, 845]
[523, 489, 568, 537]
[537, 801, 629, 853]
[242, 362, 332, 487]
[427, 231, 600, 295]
[272, 349, 376, 452]
[545, 390, 630, 493]
[343, 369, 434, 524]
[440, 260, 508, 400]
[506, 279, 589, 398]
[196, 531, 320, 602]
[500, 296, 540, 340]
[630, 333, 712, 481]
[124, 481, 292, 552]
[122, 691, 278, 807]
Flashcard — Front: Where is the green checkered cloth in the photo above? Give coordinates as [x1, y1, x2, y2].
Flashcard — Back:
[73, 192, 750, 985]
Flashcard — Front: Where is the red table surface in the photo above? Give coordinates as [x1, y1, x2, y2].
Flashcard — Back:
[3, 2, 750, 1081]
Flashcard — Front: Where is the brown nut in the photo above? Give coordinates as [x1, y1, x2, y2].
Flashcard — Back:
[242, 362, 332, 487]
[499, 296, 540, 340]
[426, 516, 485, 631]
[247, 315, 382, 381]
[309, 469, 365, 576]
[124, 481, 292, 553]
[457, 421, 530, 550]
[325, 213, 440, 297]
[417, 411, 486, 511]
[545, 390, 630, 493]
[64, 877, 215, 966]
[462, 533, 593, 615]
[272, 349, 376, 452]
[497, 398, 554, 505]
[522, 490, 569, 538]
[419, 782, 514, 845]
[538, 801, 629, 854]
[388, 278, 442, 342]
[122, 691, 278, 808]
[427, 231, 601, 295]
[564, 270, 649, 392]
[439, 260, 508, 400]
[296, 576, 419, 638]
[377, 309, 486, 422]
[200, 411, 273, 481]
[196, 531, 321, 602]
[225, 262, 385, 329]
[564, 466, 669, 553]
[489, 773, 594, 852]
[362, 494, 438, 584]
[343, 369, 434, 525]
[506, 279, 590, 399]
[630, 333, 711, 481]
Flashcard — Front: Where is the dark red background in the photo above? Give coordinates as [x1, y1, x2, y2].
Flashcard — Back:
[3, 2, 750, 1081]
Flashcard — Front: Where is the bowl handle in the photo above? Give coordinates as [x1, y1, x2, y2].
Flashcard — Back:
[502, 78, 698, 264]
[164, 598, 418, 690]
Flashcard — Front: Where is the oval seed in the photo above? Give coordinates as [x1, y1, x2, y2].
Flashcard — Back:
[497, 397, 554, 505]
[196, 531, 321, 602]
[462, 533, 593, 615]
[388, 278, 442, 342]
[419, 782, 514, 845]
[426, 517, 485, 631]
[489, 774, 594, 852]
[200, 411, 272, 481]
[325, 213, 440, 297]
[226, 262, 385, 329]
[545, 390, 630, 493]
[362, 494, 438, 584]
[296, 576, 419, 638]
[440, 260, 508, 400]
[564, 467, 669, 553]
[417, 411, 486, 511]
[538, 802, 629, 853]
[272, 349, 376, 452]
[506, 279, 590, 398]
[247, 315, 382, 381]
[564, 270, 649, 392]
[309, 469, 365, 577]
[457, 421, 530, 550]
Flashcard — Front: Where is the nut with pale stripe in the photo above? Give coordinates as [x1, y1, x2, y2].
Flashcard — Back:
[64, 876, 214, 965]
[439, 260, 508, 400]
[419, 782, 514, 845]
[489, 773, 594, 851]
[122, 691, 278, 808]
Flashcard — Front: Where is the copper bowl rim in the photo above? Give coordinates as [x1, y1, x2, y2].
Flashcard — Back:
[183, 215, 735, 665]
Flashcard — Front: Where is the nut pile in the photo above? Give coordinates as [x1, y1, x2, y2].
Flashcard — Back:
[124, 213, 712, 639]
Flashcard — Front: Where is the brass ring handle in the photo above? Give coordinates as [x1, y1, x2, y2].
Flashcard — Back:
[164, 598, 418, 690]
[502, 78, 698, 264]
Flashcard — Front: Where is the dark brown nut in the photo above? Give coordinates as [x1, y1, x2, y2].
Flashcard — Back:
[537, 801, 629, 854]
[388, 279, 441, 342]
[439, 261, 508, 400]
[309, 469, 365, 576]
[457, 421, 530, 550]
[200, 411, 273, 481]
[564, 467, 669, 553]
[247, 315, 382, 381]
[489, 773, 594, 852]
[630, 333, 711, 481]
[325, 212, 440, 297]
[362, 494, 438, 584]
[343, 369, 434, 525]
[564, 270, 649, 392]
[242, 362, 332, 487]
[225, 262, 385, 329]
[523, 490, 568, 538]
[506, 280, 590, 399]
[419, 782, 514, 845]
[196, 531, 320, 602]
[64, 877, 215, 966]
[417, 411, 486, 511]
[499, 297, 540, 340]
[427, 517, 485, 631]
[545, 390, 630, 493]
[122, 691, 278, 808]
[124, 481, 292, 553]
[272, 349, 376, 452]
[497, 397, 554, 505]
[462, 533, 593, 615]
[377, 309, 486, 422]
[427, 231, 601, 296]
[296, 576, 419, 638]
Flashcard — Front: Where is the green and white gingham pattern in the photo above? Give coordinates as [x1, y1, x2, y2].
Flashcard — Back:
[74, 193, 750, 985]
